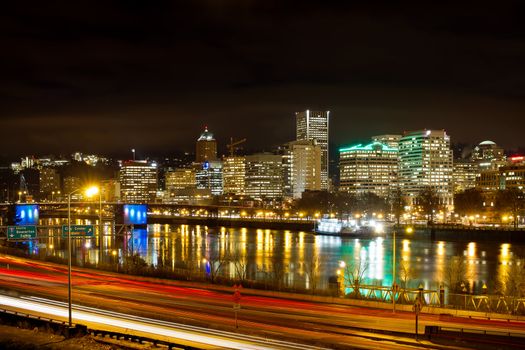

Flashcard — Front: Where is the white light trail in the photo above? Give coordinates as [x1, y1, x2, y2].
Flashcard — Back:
[0, 294, 326, 350]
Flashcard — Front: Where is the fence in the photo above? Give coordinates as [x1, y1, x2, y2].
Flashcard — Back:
[344, 285, 525, 315]
[344, 285, 441, 306]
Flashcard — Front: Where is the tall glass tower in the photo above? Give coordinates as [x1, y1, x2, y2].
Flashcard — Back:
[296, 110, 329, 190]
[398, 129, 453, 208]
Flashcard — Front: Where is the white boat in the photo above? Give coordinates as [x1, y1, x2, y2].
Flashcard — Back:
[315, 217, 388, 236]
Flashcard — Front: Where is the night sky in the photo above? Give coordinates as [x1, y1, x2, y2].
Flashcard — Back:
[2, 1, 525, 159]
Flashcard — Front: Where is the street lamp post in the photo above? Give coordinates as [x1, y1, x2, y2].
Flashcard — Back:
[392, 230, 397, 313]
[97, 191, 102, 238]
[67, 188, 79, 327]
[67, 185, 99, 327]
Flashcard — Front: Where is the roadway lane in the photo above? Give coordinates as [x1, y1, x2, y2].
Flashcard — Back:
[0, 255, 518, 349]
[0, 294, 329, 350]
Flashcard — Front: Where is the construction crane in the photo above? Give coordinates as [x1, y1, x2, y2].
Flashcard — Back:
[227, 137, 247, 156]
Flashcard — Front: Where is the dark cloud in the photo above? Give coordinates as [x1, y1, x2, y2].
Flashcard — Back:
[1, 1, 525, 159]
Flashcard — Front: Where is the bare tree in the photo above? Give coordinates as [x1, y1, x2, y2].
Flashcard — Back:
[399, 260, 413, 289]
[270, 255, 287, 290]
[495, 189, 525, 229]
[503, 258, 525, 298]
[444, 256, 468, 293]
[206, 248, 228, 283]
[388, 188, 405, 226]
[303, 257, 321, 293]
[230, 251, 248, 285]
[416, 186, 441, 225]
[343, 259, 369, 298]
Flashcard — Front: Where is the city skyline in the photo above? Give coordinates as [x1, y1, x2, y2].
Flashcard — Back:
[2, 2, 525, 158]
[1, 124, 522, 163]
[2, 3, 525, 349]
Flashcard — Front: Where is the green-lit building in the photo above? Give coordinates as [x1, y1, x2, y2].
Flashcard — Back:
[339, 141, 398, 197]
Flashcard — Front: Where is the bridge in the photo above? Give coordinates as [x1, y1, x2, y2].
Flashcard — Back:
[0, 202, 316, 231]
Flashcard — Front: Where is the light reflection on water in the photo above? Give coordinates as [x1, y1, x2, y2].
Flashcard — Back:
[27, 220, 525, 293]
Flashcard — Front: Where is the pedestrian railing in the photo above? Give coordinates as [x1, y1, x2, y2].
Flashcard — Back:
[345, 285, 441, 306]
[447, 293, 525, 314]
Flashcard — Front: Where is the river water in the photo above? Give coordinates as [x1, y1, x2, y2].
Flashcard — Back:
[23, 218, 525, 294]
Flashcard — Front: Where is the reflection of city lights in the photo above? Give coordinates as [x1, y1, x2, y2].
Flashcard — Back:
[437, 242, 445, 256]
[339, 260, 346, 268]
[468, 242, 476, 257]
[402, 240, 410, 252]
[501, 244, 510, 258]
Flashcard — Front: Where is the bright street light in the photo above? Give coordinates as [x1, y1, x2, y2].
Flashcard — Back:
[85, 186, 99, 198]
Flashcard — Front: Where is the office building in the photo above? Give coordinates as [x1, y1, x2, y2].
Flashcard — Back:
[222, 156, 246, 195]
[284, 140, 321, 199]
[63, 176, 82, 200]
[500, 164, 525, 191]
[39, 167, 61, 199]
[398, 130, 454, 207]
[476, 163, 525, 193]
[471, 140, 506, 170]
[339, 141, 398, 197]
[295, 110, 329, 190]
[196, 127, 217, 163]
[101, 179, 120, 202]
[119, 160, 158, 203]
[165, 168, 197, 191]
[195, 161, 223, 196]
[372, 134, 402, 149]
[453, 160, 478, 193]
[245, 153, 284, 200]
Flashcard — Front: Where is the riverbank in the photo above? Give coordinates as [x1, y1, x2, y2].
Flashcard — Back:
[394, 225, 525, 243]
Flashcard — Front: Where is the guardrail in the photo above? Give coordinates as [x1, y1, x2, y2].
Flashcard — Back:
[0, 307, 86, 337]
[425, 325, 525, 348]
[0, 308, 200, 349]
[90, 329, 199, 349]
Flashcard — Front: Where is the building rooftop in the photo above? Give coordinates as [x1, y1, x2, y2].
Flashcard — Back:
[339, 141, 398, 152]
[197, 127, 215, 141]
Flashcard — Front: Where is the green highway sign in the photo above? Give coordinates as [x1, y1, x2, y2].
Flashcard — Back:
[62, 225, 94, 238]
[7, 225, 37, 240]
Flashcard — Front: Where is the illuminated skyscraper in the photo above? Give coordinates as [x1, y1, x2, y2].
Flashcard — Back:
[471, 140, 506, 171]
[196, 127, 217, 163]
[195, 160, 223, 196]
[119, 160, 158, 203]
[284, 140, 321, 199]
[398, 130, 453, 207]
[165, 168, 197, 191]
[339, 141, 398, 197]
[245, 153, 284, 200]
[39, 167, 61, 199]
[295, 110, 329, 190]
[453, 160, 477, 193]
[223, 156, 246, 195]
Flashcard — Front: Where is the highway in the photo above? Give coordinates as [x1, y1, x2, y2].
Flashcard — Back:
[0, 255, 523, 349]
